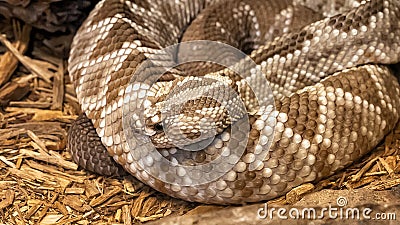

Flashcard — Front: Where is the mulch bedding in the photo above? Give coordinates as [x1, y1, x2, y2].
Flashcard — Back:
[0, 3, 399, 224]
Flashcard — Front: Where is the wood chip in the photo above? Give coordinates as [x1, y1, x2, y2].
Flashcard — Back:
[0, 155, 16, 168]
[0, 78, 31, 106]
[51, 60, 64, 110]
[0, 34, 53, 83]
[25, 160, 84, 183]
[37, 193, 59, 222]
[20, 149, 78, 170]
[54, 201, 69, 216]
[27, 129, 49, 154]
[9, 165, 71, 189]
[62, 195, 91, 213]
[0, 21, 30, 86]
[55, 216, 83, 225]
[351, 157, 379, 182]
[25, 202, 42, 219]
[131, 190, 153, 218]
[89, 187, 122, 207]
[65, 188, 85, 195]
[122, 205, 132, 225]
[348, 176, 376, 189]
[378, 156, 395, 177]
[9, 101, 52, 108]
[136, 209, 172, 223]
[0, 190, 14, 209]
[39, 214, 64, 225]
[84, 180, 101, 199]
[6, 107, 67, 121]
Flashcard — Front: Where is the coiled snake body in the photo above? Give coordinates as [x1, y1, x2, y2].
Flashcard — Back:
[68, 0, 400, 204]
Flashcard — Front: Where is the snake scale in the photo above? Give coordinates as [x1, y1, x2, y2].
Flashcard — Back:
[68, 0, 400, 204]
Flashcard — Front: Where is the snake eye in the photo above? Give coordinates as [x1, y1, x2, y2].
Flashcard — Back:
[155, 123, 163, 131]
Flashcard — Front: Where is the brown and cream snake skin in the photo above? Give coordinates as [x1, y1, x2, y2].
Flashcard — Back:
[68, 0, 400, 204]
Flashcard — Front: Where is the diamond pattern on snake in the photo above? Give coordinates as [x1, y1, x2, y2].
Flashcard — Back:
[68, 0, 400, 204]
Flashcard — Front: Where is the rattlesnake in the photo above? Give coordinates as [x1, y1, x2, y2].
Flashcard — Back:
[67, 0, 400, 204]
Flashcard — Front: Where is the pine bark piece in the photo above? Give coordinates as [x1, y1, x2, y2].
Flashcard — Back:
[0, 190, 14, 210]
[25, 202, 42, 219]
[51, 60, 65, 110]
[62, 195, 91, 213]
[122, 205, 132, 225]
[9, 101, 52, 108]
[64, 188, 85, 195]
[131, 191, 153, 218]
[89, 187, 122, 207]
[0, 155, 16, 168]
[39, 214, 64, 225]
[0, 79, 31, 106]
[26, 160, 85, 183]
[27, 129, 49, 154]
[84, 180, 101, 199]
[37, 193, 59, 222]
[19, 149, 78, 170]
[54, 201, 69, 216]
[0, 34, 53, 83]
[0, 21, 31, 87]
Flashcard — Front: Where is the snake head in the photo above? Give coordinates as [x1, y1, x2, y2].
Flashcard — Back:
[142, 76, 247, 149]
